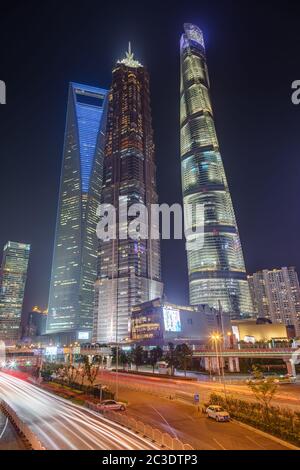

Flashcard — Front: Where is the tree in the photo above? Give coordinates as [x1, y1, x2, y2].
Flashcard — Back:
[247, 365, 278, 421]
[149, 346, 163, 373]
[175, 343, 192, 377]
[67, 365, 77, 386]
[111, 347, 117, 365]
[78, 356, 90, 388]
[131, 345, 144, 371]
[165, 343, 180, 376]
[87, 358, 101, 387]
[118, 350, 129, 370]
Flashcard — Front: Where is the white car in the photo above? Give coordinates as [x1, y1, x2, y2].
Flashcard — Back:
[97, 400, 126, 411]
[206, 405, 230, 422]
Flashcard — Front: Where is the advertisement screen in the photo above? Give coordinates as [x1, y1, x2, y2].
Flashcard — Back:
[45, 347, 57, 356]
[163, 307, 181, 332]
[78, 331, 89, 340]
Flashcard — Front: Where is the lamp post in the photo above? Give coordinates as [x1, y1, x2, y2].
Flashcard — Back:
[211, 333, 221, 378]
[211, 333, 227, 401]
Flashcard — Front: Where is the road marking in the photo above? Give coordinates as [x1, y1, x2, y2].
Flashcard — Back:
[246, 435, 265, 449]
[0, 417, 8, 440]
[213, 438, 226, 450]
[149, 406, 178, 438]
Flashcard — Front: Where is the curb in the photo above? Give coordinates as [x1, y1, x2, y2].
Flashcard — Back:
[232, 419, 300, 450]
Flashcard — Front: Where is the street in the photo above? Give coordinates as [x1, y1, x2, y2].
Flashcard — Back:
[111, 384, 292, 450]
[0, 409, 26, 450]
[100, 370, 300, 411]
[0, 372, 159, 450]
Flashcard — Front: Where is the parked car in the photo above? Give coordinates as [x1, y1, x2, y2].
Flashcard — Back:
[276, 374, 297, 384]
[97, 400, 126, 411]
[206, 405, 230, 422]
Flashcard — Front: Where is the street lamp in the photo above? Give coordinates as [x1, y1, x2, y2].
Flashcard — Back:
[227, 331, 233, 349]
[210, 333, 221, 378]
[210, 332, 227, 400]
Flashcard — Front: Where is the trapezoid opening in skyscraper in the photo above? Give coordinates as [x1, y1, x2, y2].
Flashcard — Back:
[47, 83, 109, 336]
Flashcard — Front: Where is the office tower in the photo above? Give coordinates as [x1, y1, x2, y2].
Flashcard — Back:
[248, 267, 300, 336]
[0, 241, 30, 340]
[47, 83, 108, 337]
[21, 306, 47, 338]
[94, 44, 163, 343]
[180, 23, 253, 317]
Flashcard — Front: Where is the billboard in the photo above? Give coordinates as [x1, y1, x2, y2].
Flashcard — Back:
[163, 307, 181, 332]
[78, 331, 89, 340]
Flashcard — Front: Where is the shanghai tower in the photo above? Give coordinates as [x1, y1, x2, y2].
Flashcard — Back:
[180, 24, 253, 317]
[47, 83, 108, 336]
[93, 45, 163, 343]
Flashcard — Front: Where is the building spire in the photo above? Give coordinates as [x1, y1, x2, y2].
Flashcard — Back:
[117, 41, 142, 68]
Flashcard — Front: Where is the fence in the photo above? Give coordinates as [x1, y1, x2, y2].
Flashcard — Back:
[0, 399, 46, 450]
[85, 401, 194, 450]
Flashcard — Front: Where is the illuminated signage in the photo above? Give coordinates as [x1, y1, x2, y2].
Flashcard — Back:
[45, 347, 57, 356]
[163, 307, 181, 332]
[78, 331, 89, 340]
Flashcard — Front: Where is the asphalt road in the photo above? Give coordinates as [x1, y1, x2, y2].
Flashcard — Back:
[114, 386, 292, 450]
[101, 370, 300, 412]
[93, 370, 298, 450]
[0, 372, 159, 450]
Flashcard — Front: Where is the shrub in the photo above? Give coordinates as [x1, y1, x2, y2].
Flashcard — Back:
[209, 393, 300, 446]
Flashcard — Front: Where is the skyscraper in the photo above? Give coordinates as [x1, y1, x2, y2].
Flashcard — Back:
[47, 83, 108, 336]
[248, 267, 300, 336]
[93, 45, 163, 343]
[180, 23, 253, 317]
[0, 241, 30, 341]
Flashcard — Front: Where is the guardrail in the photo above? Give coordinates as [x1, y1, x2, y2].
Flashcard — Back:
[0, 399, 46, 450]
[85, 401, 194, 450]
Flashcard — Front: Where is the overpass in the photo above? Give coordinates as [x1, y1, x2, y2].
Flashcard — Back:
[4, 345, 300, 376]
[193, 348, 300, 375]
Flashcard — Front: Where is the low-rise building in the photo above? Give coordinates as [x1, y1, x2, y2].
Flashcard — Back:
[231, 318, 288, 344]
[131, 298, 231, 347]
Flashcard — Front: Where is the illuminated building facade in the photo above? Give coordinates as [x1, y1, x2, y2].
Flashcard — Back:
[180, 23, 253, 317]
[94, 45, 163, 343]
[131, 298, 230, 346]
[248, 267, 300, 336]
[47, 83, 108, 335]
[231, 318, 288, 344]
[0, 241, 30, 340]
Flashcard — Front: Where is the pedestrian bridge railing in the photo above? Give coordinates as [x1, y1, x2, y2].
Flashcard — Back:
[0, 399, 46, 450]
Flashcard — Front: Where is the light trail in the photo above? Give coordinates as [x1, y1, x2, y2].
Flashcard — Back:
[0, 417, 8, 440]
[0, 372, 159, 450]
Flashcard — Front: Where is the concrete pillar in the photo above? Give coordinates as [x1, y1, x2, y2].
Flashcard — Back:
[211, 356, 220, 373]
[204, 357, 210, 371]
[228, 357, 240, 372]
[234, 357, 240, 372]
[285, 359, 296, 376]
[106, 356, 112, 369]
[228, 357, 235, 372]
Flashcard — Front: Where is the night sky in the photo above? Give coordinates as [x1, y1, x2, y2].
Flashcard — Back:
[1, 1, 300, 313]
